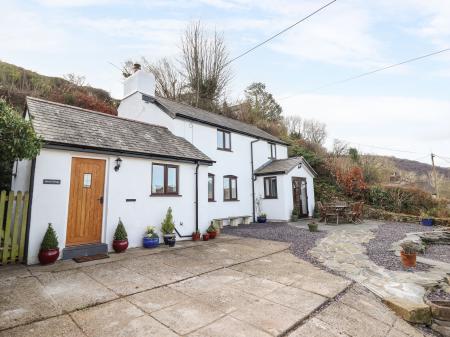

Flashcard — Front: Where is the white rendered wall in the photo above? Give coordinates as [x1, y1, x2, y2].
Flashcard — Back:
[11, 159, 32, 192]
[26, 148, 208, 264]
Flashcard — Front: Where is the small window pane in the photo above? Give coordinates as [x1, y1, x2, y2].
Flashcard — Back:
[271, 178, 277, 197]
[83, 173, 92, 188]
[217, 131, 224, 149]
[231, 178, 237, 199]
[167, 167, 177, 193]
[152, 165, 164, 193]
[265, 178, 270, 194]
[224, 132, 230, 149]
[224, 177, 230, 200]
[208, 175, 214, 200]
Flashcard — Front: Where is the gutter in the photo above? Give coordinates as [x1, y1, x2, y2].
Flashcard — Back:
[250, 139, 260, 222]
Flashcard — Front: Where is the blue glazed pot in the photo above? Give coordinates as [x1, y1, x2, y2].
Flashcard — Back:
[143, 237, 160, 248]
[421, 218, 434, 226]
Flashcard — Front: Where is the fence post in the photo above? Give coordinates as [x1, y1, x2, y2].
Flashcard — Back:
[11, 191, 22, 261]
[19, 192, 29, 263]
[2, 191, 15, 264]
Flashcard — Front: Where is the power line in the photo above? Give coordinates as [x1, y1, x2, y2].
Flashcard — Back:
[341, 140, 426, 155]
[279, 47, 450, 100]
[225, 0, 337, 66]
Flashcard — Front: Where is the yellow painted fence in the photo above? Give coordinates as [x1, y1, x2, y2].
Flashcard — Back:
[0, 191, 29, 265]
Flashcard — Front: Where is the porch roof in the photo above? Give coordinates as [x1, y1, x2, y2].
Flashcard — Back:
[254, 157, 317, 177]
[26, 97, 213, 164]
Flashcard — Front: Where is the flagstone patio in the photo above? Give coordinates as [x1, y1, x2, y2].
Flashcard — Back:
[0, 235, 433, 336]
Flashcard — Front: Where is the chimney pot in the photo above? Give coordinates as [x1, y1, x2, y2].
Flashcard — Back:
[133, 63, 141, 72]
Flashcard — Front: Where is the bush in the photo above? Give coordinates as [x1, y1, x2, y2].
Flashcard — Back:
[114, 219, 128, 240]
[40, 223, 58, 250]
[145, 226, 159, 239]
[161, 207, 175, 235]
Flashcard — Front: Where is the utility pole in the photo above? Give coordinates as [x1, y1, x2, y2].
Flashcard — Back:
[431, 153, 438, 198]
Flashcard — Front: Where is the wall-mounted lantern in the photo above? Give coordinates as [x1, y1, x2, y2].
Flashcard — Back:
[114, 157, 122, 172]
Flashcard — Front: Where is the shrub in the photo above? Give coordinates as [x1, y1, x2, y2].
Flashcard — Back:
[207, 224, 216, 233]
[40, 223, 58, 250]
[145, 226, 159, 239]
[400, 241, 420, 254]
[114, 219, 128, 240]
[161, 207, 175, 235]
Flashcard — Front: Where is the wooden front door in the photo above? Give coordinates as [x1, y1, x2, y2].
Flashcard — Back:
[66, 158, 105, 246]
[292, 177, 309, 218]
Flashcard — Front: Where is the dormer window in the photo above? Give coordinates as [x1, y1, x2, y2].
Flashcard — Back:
[217, 129, 231, 151]
[269, 143, 277, 159]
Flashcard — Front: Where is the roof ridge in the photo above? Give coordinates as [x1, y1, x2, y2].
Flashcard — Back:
[26, 96, 169, 130]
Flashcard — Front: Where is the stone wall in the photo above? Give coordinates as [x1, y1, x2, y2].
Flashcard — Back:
[365, 207, 450, 227]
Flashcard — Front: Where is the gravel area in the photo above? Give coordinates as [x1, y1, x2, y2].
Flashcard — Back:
[364, 222, 436, 272]
[427, 288, 450, 302]
[222, 222, 327, 266]
[422, 243, 450, 264]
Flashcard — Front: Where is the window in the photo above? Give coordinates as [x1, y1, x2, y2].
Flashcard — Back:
[217, 129, 231, 151]
[269, 143, 277, 159]
[151, 164, 179, 195]
[223, 175, 238, 201]
[208, 174, 215, 201]
[264, 176, 278, 199]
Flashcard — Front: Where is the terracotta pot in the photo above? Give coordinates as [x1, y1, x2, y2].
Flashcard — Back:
[208, 231, 217, 239]
[192, 232, 201, 241]
[38, 248, 59, 265]
[113, 239, 128, 253]
[202, 233, 209, 241]
[400, 251, 416, 268]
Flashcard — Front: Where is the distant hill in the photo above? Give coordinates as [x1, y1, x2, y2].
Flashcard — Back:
[0, 61, 117, 114]
[389, 156, 450, 178]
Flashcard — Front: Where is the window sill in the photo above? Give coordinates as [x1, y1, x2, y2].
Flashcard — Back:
[208, 200, 216, 202]
[264, 197, 278, 199]
[150, 194, 182, 197]
[224, 199, 240, 202]
[217, 148, 232, 152]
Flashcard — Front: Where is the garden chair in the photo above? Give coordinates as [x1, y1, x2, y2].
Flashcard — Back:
[317, 201, 326, 221]
[347, 202, 364, 223]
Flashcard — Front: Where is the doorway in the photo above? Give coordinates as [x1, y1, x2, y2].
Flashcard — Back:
[292, 177, 309, 218]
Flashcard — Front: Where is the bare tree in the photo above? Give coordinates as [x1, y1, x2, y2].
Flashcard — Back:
[332, 139, 348, 156]
[63, 73, 86, 87]
[301, 119, 327, 144]
[180, 21, 231, 111]
[284, 116, 302, 138]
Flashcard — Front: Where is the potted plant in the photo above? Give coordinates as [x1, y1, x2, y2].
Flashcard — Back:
[143, 226, 159, 248]
[161, 207, 176, 246]
[400, 241, 419, 268]
[291, 208, 299, 222]
[255, 196, 266, 223]
[202, 233, 210, 241]
[113, 218, 128, 253]
[420, 212, 434, 227]
[192, 230, 201, 241]
[308, 221, 319, 232]
[207, 224, 217, 239]
[38, 223, 59, 265]
[257, 213, 267, 223]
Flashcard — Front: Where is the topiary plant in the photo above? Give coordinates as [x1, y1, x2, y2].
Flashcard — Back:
[40, 223, 59, 250]
[114, 218, 128, 241]
[161, 207, 175, 235]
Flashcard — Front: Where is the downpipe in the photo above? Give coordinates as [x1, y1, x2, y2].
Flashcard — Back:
[251, 140, 260, 222]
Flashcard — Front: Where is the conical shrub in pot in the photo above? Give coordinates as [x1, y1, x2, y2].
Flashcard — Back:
[161, 207, 176, 245]
[38, 223, 59, 265]
[113, 218, 128, 253]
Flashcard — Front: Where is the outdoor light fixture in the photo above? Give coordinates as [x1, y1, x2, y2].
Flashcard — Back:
[298, 163, 302, 169]
[114, 157, 122, 172]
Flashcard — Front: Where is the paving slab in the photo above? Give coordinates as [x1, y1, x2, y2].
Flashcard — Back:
[0, 315, 84, 337]
[288, 317, 350, 336]
[291, 268, 351, 298]
[264, 285, 327, 313]
[151, 298, 225, 335]
[0, 264, 30, 280]
[37, 270, 117, 312]
[195, 286, 260, 314]
[0, 276, 61, 330]
[230, 298, 301, 336]
[188, 315, 272, 337]
[81, 261, 160, 296]
[128, 286, 189, 313]
[71, 299, 178, 337]
[230, 275, 284, 297]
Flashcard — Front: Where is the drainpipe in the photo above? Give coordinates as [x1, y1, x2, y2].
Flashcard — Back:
[250, 140, 260, 222]
[24, 158, 36, 264]
[195, 161, 199, 232]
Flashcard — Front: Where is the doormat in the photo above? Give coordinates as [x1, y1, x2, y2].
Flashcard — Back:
[73, 254, 109, 263]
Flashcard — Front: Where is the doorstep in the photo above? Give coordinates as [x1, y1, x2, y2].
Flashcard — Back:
[62, 243, 108, 260]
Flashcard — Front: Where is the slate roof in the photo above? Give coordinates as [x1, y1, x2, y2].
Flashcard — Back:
[155, 96, 287, 145]
[254, 157, 317, 177]
[26, 97, 213, 163]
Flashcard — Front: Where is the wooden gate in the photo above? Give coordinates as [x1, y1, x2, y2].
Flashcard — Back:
[0, 191, 29, 265]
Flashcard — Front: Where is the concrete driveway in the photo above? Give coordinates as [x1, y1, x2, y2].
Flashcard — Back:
[0, 235, 430, 336]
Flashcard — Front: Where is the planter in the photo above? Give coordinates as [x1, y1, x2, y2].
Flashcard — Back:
[113, 239, 128, 253]
[38, 248, 59, 265]
[421, 218, 434, 226]
[308, 223, 318, 232]
[207, 231, 217, 239]
[163, 234, 175, 245]
[192, 232, 201, 241]
[143, 237, 159, 248]
[202, 233, 210, 241]
[257, 216, 267, 223]
[400, 251, 416, 268]
[167, 237, 176, 247]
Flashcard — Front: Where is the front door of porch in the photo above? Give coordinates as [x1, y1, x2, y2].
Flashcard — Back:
[292, 177, 309, 218]
[66, 158, 106, 246]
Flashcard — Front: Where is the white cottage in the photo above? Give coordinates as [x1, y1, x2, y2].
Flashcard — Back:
[12, 68, 316, 264]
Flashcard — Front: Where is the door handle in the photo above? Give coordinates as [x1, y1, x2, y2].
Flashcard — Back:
[98, 196, 104, 204]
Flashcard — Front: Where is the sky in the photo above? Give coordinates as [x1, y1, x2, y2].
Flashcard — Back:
[1, 0, 449, 167]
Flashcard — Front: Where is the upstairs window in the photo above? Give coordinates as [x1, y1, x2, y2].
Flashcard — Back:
[152, 164, 179, 195]
[223, 175, 238, 201]
[269, 143, 277, 159]
[217, 129, 231, 151]
[264, 176, 278, 199]
[208, 174, 215, 201]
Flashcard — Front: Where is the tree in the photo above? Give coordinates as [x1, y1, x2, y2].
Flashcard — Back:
[332, 139, 348, 156]
[284, 116, 303, 139]
[348, 147, 360, 163]
[0, 99, 42, 190]
[302, 119, 327, 145]
[244, 82, 283, 123]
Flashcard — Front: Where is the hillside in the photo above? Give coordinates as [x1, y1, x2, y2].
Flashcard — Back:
[0, 61, 117, 114]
